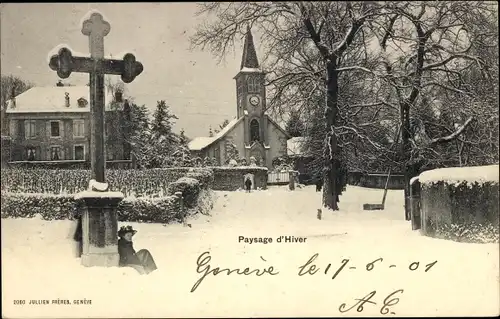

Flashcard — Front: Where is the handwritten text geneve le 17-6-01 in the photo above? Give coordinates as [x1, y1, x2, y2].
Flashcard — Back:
[191, 251, 437, 314]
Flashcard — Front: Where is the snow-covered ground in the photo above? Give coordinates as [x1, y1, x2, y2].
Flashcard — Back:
[2, 185, 499, 318]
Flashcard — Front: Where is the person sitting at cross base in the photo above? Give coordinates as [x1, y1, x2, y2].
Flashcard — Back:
[118, 225, 157, 275]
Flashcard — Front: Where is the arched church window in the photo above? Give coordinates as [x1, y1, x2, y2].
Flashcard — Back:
[250, 119, 260, 142]
[247, 76, 259, 93]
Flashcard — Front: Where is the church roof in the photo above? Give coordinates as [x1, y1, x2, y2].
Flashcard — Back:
[240, 27, 259, 69]
[188, 115, 291, 152]
[188, 117, 243, 151]
[5, 86, 117, 113]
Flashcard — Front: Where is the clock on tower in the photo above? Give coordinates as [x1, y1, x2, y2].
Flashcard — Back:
[249, 95, 260, 107]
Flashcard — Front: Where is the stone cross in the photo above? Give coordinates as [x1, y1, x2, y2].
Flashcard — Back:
[48, 11, 143, 267]
[49, 12, 143, 183]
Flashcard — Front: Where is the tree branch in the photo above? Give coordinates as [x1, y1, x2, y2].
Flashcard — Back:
[429, 117, 474, 145]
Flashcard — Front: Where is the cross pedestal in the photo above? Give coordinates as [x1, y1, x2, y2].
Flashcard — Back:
[76, 191, 124, 266]
[49, 11, 143, 267]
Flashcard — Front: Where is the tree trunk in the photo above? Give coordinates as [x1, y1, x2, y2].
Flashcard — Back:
[401, 100, 414, 221]
[322, 59, 339, 210]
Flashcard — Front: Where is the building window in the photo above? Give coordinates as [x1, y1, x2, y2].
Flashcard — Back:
[250, 119, 260, 142]
[50, 121, 60, 137]
[50, 146, 61, 160]
[248, 76, 260, 93]
[24, 120, 37, 139]
[74, 145, 85, 160]
[26, 147, 36, 161]
[73, 119, 85, 137]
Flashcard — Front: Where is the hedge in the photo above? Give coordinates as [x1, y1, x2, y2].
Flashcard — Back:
[0, 167, 208, 197]
[0, 192, 184, 223]
[211, 167, 268, 191]
[1, 168, 216, 224]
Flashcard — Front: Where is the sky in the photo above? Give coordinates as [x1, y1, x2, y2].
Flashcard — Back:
[0, 3, 256, 138]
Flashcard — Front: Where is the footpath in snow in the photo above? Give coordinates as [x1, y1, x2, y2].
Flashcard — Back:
[2, 185, 499, 318]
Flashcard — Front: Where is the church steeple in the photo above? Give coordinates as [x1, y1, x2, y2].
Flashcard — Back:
[234, 26, 266, 120]
[240, 26, 259, 69]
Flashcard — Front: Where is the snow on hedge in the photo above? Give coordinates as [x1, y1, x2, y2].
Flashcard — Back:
[74, 191, 125, 200]
[214, 166, 268, 171]
[419, 165, 499, 185]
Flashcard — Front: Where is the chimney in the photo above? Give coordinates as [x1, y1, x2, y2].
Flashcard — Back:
[65, 92, 70, 107]
[10, 86, 16, 109]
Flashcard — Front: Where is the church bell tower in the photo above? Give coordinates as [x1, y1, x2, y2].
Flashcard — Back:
[234, 27, 268, 148]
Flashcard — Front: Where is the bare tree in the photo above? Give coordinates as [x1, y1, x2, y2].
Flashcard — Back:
[190, 2, 387, 210]
[1, 75, 34, 135]
[362, 1, 497, 219]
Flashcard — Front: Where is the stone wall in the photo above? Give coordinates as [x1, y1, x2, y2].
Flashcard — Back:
[347, 172, 405, 189]
[212, 167, 268, 191]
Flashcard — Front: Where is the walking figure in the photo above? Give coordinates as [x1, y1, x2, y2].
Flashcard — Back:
[245, 177, 252, 193]
[315, 177, 323, 192]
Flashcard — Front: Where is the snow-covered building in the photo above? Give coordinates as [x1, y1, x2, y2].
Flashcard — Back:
[188, 27, 290, 169]
[4, 85, 127, 163]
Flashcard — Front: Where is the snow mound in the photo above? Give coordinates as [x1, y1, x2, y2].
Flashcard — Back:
[419, 165, 499, 185]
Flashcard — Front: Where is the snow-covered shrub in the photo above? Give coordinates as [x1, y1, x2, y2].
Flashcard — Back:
[228, 159, 238, 167]
[188, 189, 216, 216]
[167, 177, 200, 209]
[118, 195, 182, 224]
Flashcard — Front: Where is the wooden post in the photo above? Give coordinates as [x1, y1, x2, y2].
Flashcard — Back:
[48, 10, 143, 267]
[410, 177, 422, 230]
[289, 170, 295, 191]
[175, 191, 184, 220]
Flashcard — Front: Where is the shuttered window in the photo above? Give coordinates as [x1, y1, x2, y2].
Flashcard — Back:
[24, 120, 37, 139]
[50, 146, 62, 160]
[73, 120, 85, 137]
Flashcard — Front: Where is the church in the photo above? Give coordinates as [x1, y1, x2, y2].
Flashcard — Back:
[188, 28, 290, 169]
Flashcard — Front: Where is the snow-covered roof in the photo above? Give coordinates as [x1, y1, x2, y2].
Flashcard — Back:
[240, 67, 263, 73]
[188, 117, 243, 151]
[5, 86, 117, 113]
[287, 137, 307, 156]
[419, 165, 499, 185]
